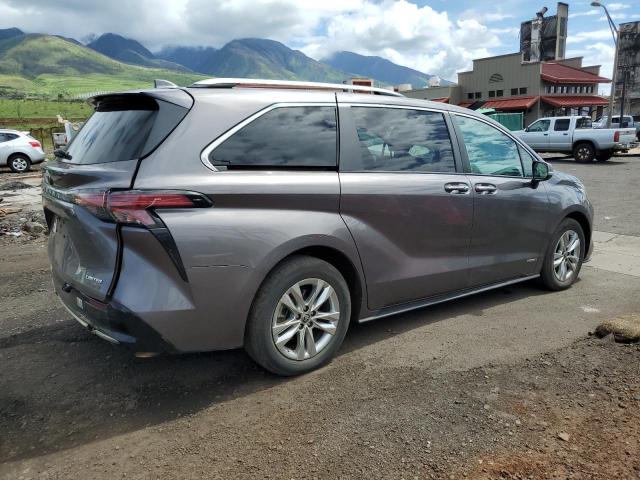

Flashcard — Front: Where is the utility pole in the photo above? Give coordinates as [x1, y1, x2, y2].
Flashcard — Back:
[619, 70, 627, 124]
[591, 1, 619, 128]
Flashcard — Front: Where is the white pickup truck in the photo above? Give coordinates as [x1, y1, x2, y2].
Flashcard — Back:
[515, 116, 637, 162]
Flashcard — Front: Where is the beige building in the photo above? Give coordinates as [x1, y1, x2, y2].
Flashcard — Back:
[405, 52, 611, 127]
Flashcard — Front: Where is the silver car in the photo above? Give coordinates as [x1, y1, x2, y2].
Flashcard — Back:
[0, 129, 46, 172]
[43, 79, 593, 376]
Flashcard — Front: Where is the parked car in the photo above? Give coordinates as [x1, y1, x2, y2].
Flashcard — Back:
[594, 115, 640, 140]
[43, 79, 593, 376]
[0, 129, 46, 172]
[515, 116, 637, 162]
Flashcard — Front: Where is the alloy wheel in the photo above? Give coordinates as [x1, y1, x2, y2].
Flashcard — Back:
[576, 147, 590, 162]
[11, 157, 28, 172]
[271, 278, 340, 361]
[553, 230, 581, 282]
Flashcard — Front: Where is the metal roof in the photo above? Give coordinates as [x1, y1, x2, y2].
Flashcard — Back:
[482, 96, 539, 110]
[541, 63, 611, 84]
[541, 95, 610, 107]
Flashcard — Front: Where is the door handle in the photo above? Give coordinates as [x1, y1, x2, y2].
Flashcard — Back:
[444, 182, 470, 194]
[543, 133, 549, 136]
[475, 183, 497, 194]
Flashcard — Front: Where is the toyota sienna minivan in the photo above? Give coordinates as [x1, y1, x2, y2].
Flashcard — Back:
[43, 79, 593, 376]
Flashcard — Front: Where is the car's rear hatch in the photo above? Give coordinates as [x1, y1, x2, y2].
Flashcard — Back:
[43, 89, 193, 301]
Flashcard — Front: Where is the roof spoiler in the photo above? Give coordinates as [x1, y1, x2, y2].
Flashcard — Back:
[154, 79, 178, 88]
[190, 78, 403, 97]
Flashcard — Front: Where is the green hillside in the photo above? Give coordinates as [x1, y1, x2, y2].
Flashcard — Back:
[202, 39, 347, 83]
[0, 34, 206, 97]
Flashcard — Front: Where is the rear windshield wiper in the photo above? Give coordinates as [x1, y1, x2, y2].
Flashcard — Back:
[53, 149, 72, 160]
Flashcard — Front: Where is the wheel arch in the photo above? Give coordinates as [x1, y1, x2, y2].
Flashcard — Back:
[565, 210, 591, 249]
[7, 151, 31, 162]
[245, 240, 366, 339]
[572, 139, 595, 152]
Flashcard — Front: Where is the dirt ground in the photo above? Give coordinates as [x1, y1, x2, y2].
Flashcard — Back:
[1, 157, 640, 479]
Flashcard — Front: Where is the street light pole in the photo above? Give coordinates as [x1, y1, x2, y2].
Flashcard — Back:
[591, 1, 619, 128]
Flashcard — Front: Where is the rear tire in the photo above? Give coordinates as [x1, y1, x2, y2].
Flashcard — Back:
[540, 218, 585, 291]
[596, 150, 613, 162]
[8, 154, 31, 173]
[573, 142, 595, 163]
[245, 255, 351, 376]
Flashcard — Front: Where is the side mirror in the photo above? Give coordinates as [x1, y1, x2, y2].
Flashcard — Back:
[532, 160, 551, 182]
[524, 126, 530, 132]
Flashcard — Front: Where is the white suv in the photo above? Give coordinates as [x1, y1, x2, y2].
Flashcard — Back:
[0, 129, 46, 172]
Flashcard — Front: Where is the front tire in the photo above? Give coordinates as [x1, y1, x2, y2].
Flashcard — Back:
[573, 142, 595, 163]
[245, 255, 351, 376]
[8, 154, 31, 173]
[540, 218, 585, 291]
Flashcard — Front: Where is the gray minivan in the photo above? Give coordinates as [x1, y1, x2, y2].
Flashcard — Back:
[43, 79, 593, 376]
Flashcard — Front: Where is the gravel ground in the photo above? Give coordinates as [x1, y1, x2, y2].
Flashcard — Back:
[0, 156, 639, 479]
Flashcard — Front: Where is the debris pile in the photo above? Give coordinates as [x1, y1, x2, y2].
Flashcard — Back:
[0, 174, 47, 240]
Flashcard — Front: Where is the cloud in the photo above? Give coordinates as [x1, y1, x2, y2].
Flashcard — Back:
[569, 10, 599, 18]
[0, 0, 506, 83]
[566, 29, 616, 44]
[567, 42, 615, 95]
[302, 1, 501, 80]
[607, 3, 630, 11]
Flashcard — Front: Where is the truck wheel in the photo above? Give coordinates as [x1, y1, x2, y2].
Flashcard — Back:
[573, 142, 595, 163]
[596, 150, 613, 162]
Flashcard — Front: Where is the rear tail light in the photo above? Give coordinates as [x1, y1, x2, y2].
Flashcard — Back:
[29, 140, 41, 148]
[614, 131, 620, 142]
[73, 190, 212, 227]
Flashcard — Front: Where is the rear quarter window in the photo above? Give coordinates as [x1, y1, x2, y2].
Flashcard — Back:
[209, 106, 337, 169]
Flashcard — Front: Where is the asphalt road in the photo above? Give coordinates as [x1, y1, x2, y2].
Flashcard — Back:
[544, 152, 640, 236]
[1, 155, 639, 479]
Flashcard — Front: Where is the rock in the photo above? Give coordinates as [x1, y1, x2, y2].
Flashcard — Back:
[557, 432, 570, 442]
[23, 221, 45, 234]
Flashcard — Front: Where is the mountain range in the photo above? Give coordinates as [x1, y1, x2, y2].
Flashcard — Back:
[0, 28, 445, 97]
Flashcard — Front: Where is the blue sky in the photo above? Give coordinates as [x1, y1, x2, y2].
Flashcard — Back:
[1, 0, 638, 90]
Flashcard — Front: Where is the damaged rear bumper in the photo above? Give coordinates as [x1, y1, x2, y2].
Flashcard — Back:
[53, 274, 175, 354]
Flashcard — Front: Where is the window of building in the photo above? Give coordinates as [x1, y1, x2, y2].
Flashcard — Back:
[468, 92, 474, 100]
[455, 115, 523, 177]
[475, 92, 481, 99]
[511, 88, 518, 95]
[488, 90, 495, 98]
[496, 90, 503, 97]
[348, 107, 456, 173]
[554, 119, 570, 131]
[519, 87, 527, 95]
[210, 106, 337, 168]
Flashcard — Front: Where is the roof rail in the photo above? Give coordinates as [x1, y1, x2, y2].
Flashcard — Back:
[190, 78, 403, 97]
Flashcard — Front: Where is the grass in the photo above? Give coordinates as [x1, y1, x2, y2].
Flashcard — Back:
[0, 98, 91, 118]
[0, 34, 207, 98]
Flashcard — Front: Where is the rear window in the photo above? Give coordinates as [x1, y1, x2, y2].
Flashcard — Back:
[209, 106, 337, 169]
[576, 118, 592, 129]
[554, 119, 570, 131]
[65, 95, 188, 165]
